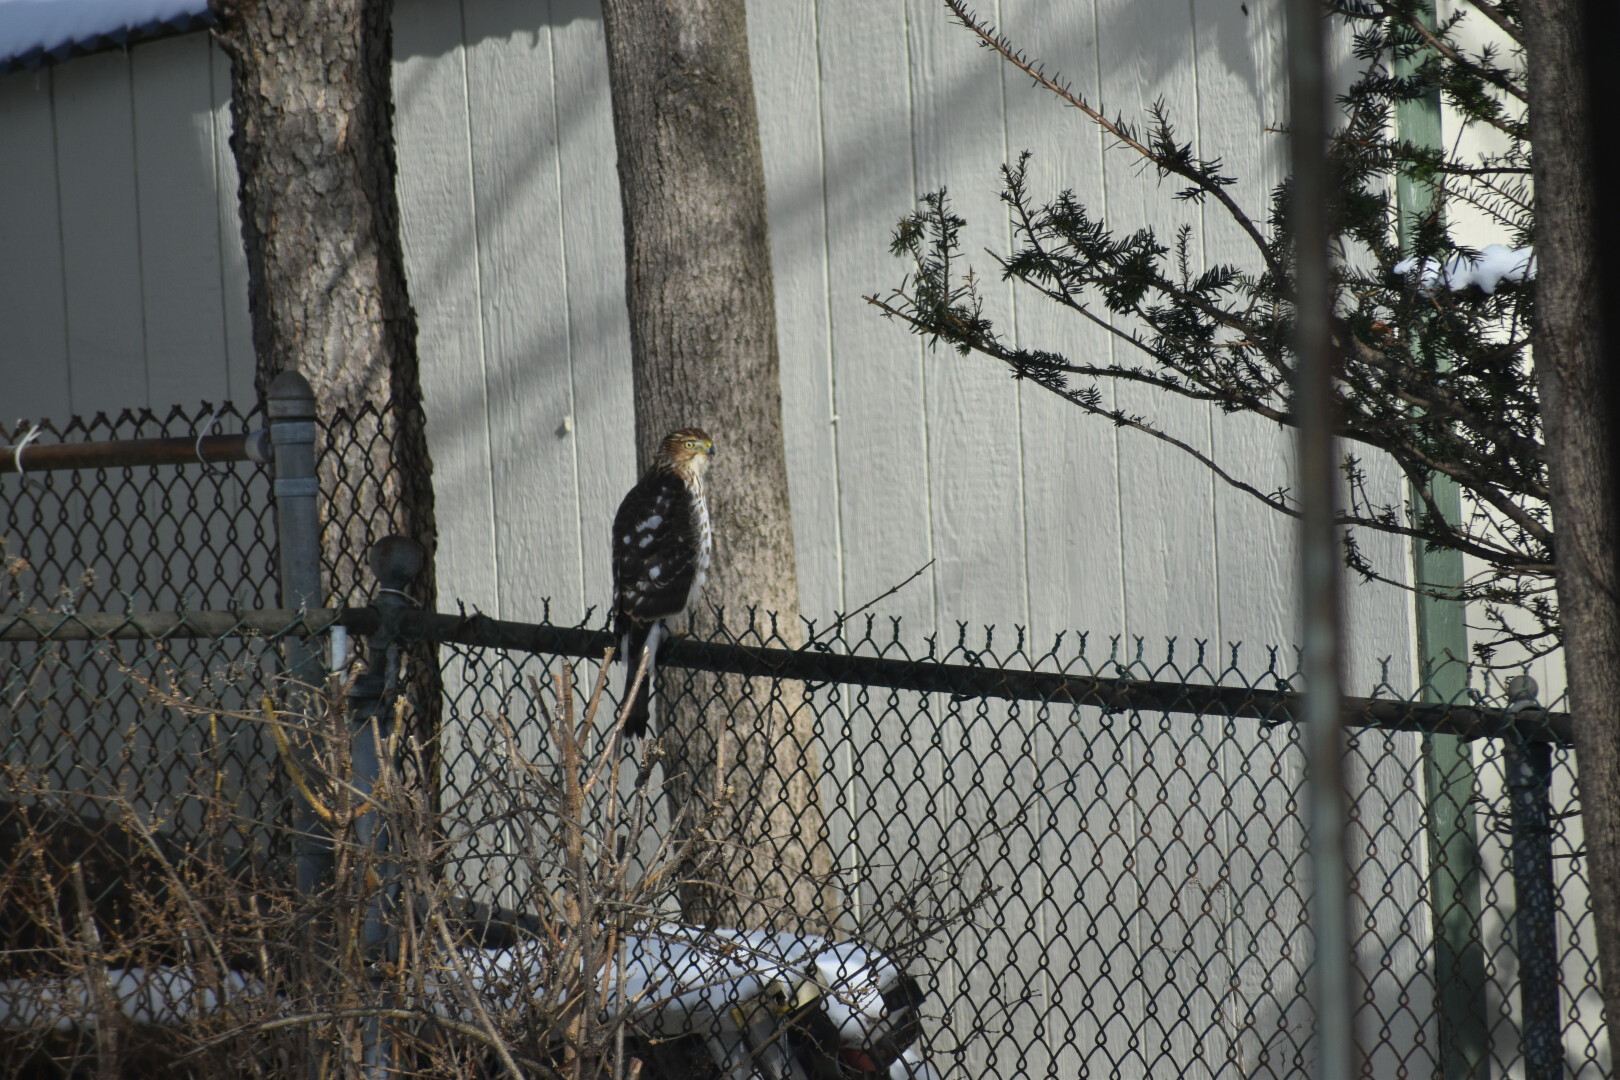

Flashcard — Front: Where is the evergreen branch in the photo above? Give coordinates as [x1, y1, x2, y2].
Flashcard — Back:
[1373, 0, 1527, 102]
[868, 293, 1529, 569]
[940, 0, 1279, 278]
[1463, 0, 1524, 45]
[1340, 552, 1559, 666]
[1341, 332, 1547, 479]
[1396, 444, 1554, 549]
[1007, 277, 1292, 419]
[874, 0, 1552, 655]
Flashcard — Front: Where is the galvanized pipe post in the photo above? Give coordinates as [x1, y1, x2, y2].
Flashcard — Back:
[267, 371, 330, 898]
[347, 535, 423, 1079]
[1393, 5, 1491, 1073]
[267, 372, 324, 679]
[1504, 675, 1562, 1080]
[348, 534, 422, 929]
[1286, 0, 1357, 1075]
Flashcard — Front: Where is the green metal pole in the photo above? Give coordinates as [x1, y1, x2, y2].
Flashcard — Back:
[1395, 14, 1490, 1079]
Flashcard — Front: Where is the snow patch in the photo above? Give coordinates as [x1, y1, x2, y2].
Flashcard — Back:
[891, 1047, 945, 1080]
[811, 942, 903, 1042]
[457, 928, 909, 1036]
[1394, 244, 1535, 295]
[0, 929, 934, 1074]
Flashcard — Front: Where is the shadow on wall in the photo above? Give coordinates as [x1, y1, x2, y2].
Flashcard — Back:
[393, 0, 601, 63]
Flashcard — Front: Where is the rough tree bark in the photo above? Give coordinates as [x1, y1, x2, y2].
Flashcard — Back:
[1523, 0, 1620, 1033]
[211, 0, 439, 715]
[600, 0, 832, 929]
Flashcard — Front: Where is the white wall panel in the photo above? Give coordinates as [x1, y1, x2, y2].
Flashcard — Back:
[748, 0, 843, 626]
[546, 0, 636, 624]
[0, 4, 1423, 678]
[459, 0, 582, 625]
[51, 50, 148, 417]
[394, 0, 502, 619]
[131, 33, 232, 409]
[814, 0, 937, 633]
[0, 69, 72, 426]
[206, 41, 255, 406]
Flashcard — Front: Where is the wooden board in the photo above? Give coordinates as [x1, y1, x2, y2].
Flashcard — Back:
[460, 0, 583, 624]
[546, 0, 636, 622]
[813, 0, 936, 634]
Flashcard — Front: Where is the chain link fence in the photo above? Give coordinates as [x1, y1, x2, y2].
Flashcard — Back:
[423, 607, 1604, 1080]
[1, 404, 281, 848]
[0, 399, 1610, 1080]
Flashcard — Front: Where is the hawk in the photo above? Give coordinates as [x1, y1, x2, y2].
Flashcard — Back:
[611, 428, 715, 736]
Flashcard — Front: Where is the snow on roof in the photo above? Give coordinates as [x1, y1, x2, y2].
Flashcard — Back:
[0, 0, 212, 75]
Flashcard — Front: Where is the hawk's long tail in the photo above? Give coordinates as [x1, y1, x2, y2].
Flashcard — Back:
[616, 618, 660, 738]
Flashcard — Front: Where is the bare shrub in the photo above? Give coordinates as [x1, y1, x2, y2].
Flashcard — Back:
[0, 643, 939, 1080]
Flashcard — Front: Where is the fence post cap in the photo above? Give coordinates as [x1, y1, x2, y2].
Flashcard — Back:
[266, 370, 316, 420]
[370, 536, 424, 592]
[1505, 674, 1539, 704]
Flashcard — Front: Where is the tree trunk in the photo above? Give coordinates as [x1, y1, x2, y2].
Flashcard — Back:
[212, 0, 440, 727]
[600, 0, 832, 930]
[1523, 0, 1620, 1033]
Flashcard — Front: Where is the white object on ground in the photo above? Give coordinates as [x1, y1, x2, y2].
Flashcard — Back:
[0, 927, 936, 1077]
[0, 967, 256, 1031]
[891, 1046, 944, 1080]
[458, 927, 904, 1034]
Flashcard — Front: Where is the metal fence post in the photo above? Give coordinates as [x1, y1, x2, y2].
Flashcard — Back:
[1504, 675, 1562, 1080]
[267, 371, 329, 897]
[347, 535, 422, 1080]
[348, 534, 421, 920]
[267, 372, 324, 676]
[1396, 4, 1492, 1065]
[1287, 0, 1357, 1075]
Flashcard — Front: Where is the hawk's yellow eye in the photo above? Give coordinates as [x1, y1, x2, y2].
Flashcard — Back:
[684, 440, 695, 449]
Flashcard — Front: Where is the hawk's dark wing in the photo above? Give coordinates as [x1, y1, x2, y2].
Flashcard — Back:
[611, 470, 700, 624]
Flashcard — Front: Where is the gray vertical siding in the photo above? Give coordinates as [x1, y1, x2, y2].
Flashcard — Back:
[0, 42, 252, 423]
[0, 1, 1421, 675]
[0, 66, 73, 425]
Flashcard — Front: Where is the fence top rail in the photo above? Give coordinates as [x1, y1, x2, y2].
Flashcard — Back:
[0, 608, 338, 642]
[2, 605, 1566, 743]
[360, 607, 1568, 744]
[0, 430, 271, 474]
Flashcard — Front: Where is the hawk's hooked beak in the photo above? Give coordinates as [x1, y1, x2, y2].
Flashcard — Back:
[704, 442, 715, 456]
